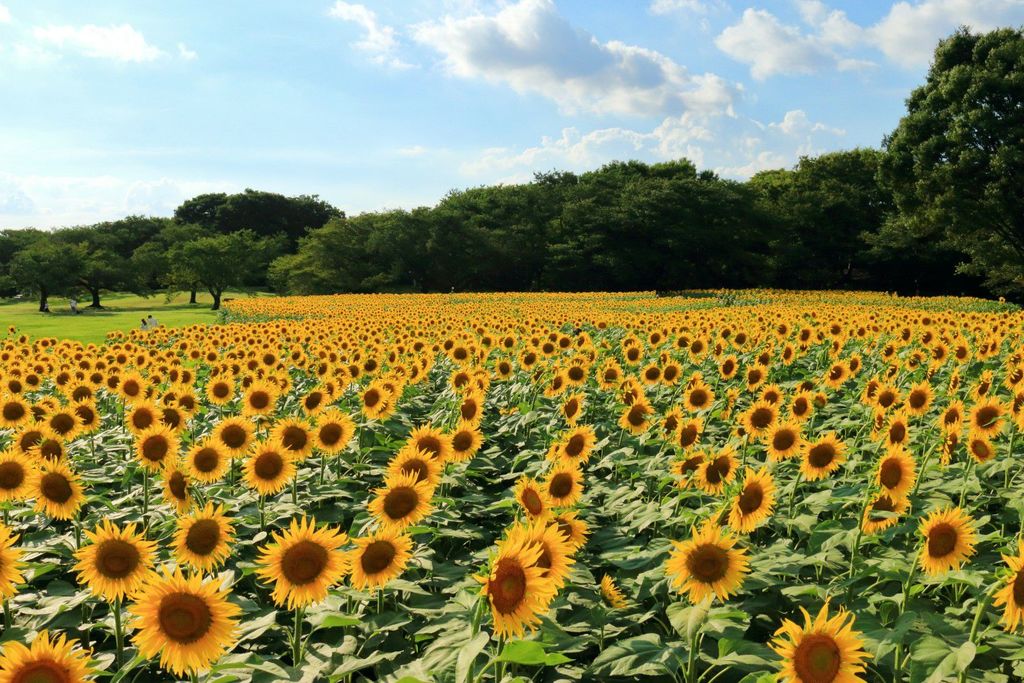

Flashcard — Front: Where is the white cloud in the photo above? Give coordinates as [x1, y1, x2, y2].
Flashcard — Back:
[328, 1, 413, 69]
[32, 24, 163, 63]
[413, 0, 738, 117]
[869, 0, 1024, 68]
[177, 42, 197, 61]
[714, 9, 835, 80]
[649, 0, 709, 15]
[460, 108, 844, 183]
[397, 145, 428, 157]
[0, 4, 11, 23]
[0, 173, 232, 228]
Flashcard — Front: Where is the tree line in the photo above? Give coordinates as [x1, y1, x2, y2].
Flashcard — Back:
[2, 27, 1021, 309]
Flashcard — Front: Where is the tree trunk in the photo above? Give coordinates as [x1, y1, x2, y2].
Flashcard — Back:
[189, 287, 197, 304]
[89, 287, 102, 308]
[38, 287, 48, 313]
[210, 288, 221, 311]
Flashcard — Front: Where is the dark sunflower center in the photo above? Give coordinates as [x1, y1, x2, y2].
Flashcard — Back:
[360, 540, 396, 574]
[159, 593, 213, 644]
[185, 519, 221, 556]
[1, 402, 24, 422]
[221, 424, 247, 449]
[304, 392, 323, 410]
[549, 473, 574, 499]
[772, 430, 796, 452]
[808, 444, 836, 468]
[568, 367, 584, 381]
[908, 390, 927, 409]
[212, 383, 230, 398]
[253, 451, 284, 480]
[281, 540, 329, 585]
[168, 472, 187, 500]
[131, 410, 154, 431]
[1013, 568, 1024, 607]
[944, 409, 960, 426]
[793, 634, 842, 683]
[96, 539, 140, 579]
[0, 462, 25, 490]
[976, 406, 999, 427]
[363, 390, 380, 408]
[971, 439, 992, 460]
[19, 431, 43, 453]
[319, 423, 343, 446]
[706, 456, 731, 484]
[793, 398, 809, 415]
[7, 660, 68, 683]
[142, 436, 169, 463]
[737, 484, 764, 514]
[750, 408, 773, 429]
[460, 400, 478, 421]
[927, 522, 958, 558]
[565, 435, 585, 457]
[193, 448, 220, 473]
[383, 486, 419, 520]
[416, 436, 442, 458]
[50, 414, 76, 435]
[686, 543, 729, 583]
[521, 488, 544, 515]
[889, 423, 906, 443]
[680, 425, 698, 448]
[282, 426, 308, 451]
[40, 440, 62, 461]
[41, 473, 72, 503]
[452, 431, 473, 451]
[249, 392, 270, 410]
[879, 459, 903, 489]
[869, 495, 897, 521]
[681, 456, 702, 475]
[400, 459, 430, 483]
[489, 559, 527, 614]
[564, 399, 579, 418]
[627, 405, 647, 427]
[689, 389, 708, 408]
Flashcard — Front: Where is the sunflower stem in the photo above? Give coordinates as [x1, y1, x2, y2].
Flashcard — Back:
[113, 598, 124, 669]
[258, 495, 266, 531]
[909, 443, 935, 500]
[893, 551, 919, 681]
[291, 606, 304, 666]
[142, 467, 150, 520]
[686, 618, 702, 683]
[2, 598, 10, 632]
[958, 458, 974, 509]
[957, 583, 1000, 683]
[786, 469, 803, 520]
[291, 472, 298, 506]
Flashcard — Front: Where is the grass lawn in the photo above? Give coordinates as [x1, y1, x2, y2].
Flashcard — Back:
[0, 291, 261, 344]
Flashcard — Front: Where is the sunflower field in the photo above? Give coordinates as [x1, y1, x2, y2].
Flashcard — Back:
[1, 289, 1024, 682]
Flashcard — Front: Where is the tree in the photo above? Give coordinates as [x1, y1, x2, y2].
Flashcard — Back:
[168, 230, 282, 310]
[131, 223, 210, 301]
[8, 236, 85, 311]
[880, 27, 1024, 296]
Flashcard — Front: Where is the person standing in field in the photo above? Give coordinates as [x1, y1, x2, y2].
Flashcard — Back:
[146, 314, 158, 329]
[70, 297, 79, 315]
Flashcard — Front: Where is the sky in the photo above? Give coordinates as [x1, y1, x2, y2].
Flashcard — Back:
[1, 0, 1023, 229]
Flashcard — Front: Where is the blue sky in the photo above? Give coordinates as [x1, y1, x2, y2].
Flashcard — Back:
[1, 0, 1022, 228]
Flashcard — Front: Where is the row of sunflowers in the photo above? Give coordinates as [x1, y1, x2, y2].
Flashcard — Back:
[0, 291, 1021, 681]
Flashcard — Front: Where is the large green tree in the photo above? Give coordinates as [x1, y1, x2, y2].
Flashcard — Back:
[880, 27, 1024, 296]
[168, 229, 283, 310]
[8, 236, 85, 311]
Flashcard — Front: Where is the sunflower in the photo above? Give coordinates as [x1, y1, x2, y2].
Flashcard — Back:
[885, 411, 911, 448]
[130, 566, 240, 676]
[875, 447, 916, 501]
[665, 522, 749, 603]
[966, 431, 996, 463]
[242, 379, 279, 417]
[185, 440, 229, 484]
[162, 461, 192, 514]
[801, 434, 846, 481]
[561, 392, 585, 425]
[938, 400, 965, 434]
[213, 417, 255, 458]
[511, 476, 550, 519]
[918, 506, 977, 575]
[684, 380, 715, 413]
[728, 467, 775, 533]
[969, 398, 1006, 436]
[556, 426, 597, 464]
[766, 422, 803, 462]
[0, 630, 92, 683]
[349, 528, 413, 592]
[618, 397, 654, 435]
[205, 377, 234, 406]
[271, 418, 315, 461]
[0, 450, 35, 502]
[903, 380, 934, 416]
[448, 421, 483, 462]
[678, 417, 703, 451]
[33, 460, 84, 520]
[861, 493, 908, 534]
[480, 524, 557, 639]
[0, 395, 30, 429]
[0, 525, 24, 600]
[368, 471, 434, 531]
[11, 427, 45, 457]
[544, 461, 584, 507]
[243, 440, 296, 496]
[550, 511, 589, 551]
[600, 575, 627, 609]
[695, 447, 739, 495]
[387, 446, 443, 488]
[771, 602, 870, 683]
[256, 516, 350, 609]
[359, 381, 392, 421]
[742, 401, 777, 437]
[406, 424, 452, 463]
[673, 452, 705, 487]
[174, 502, 235, 573]
[313, 409, 356, 455]
[994, 542, 1024, 632]
[524, 520, 575, 588]
[74, 520, 156, 602]
[134, 424, 178, 472]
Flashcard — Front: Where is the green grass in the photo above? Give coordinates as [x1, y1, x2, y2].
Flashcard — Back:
[0, 291, 262, 343]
